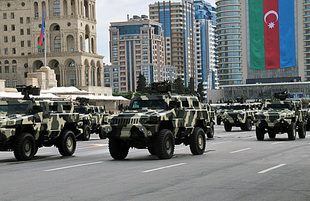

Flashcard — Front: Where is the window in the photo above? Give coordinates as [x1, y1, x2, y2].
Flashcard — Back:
[27, 28, 30, 35]
[54, 36, 61, 52]
[11, 25, 15, 31]
[11, 12, 14, 19]
[4, 48, 8, 55]
[5, 80, 9, 87]
[12, 80, 17, 88]
[53, 1, 61, 16]
[12, 36, 15, 42]
[20, 17, 23, 24]
[70, 74, 76, 86]
[12, 48, 16, 54]
[4, 36, 8, 43]
[27, 40, 31, 47]
[26, 17, 30, 23]
[3, 13, 7, 19]
[21, 41, 24, 47]
[5, 66, 9, 73]
[4, 25, 7, 31]
[20, 29, 24, 35]
[0, 66, 1, 73]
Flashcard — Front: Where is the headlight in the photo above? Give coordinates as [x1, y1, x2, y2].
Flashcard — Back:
[140, 119, 147, 124]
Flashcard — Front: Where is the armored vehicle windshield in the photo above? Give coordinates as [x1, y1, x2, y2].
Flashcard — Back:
[74, 106, 90, 114]
[0, 103, 30, 114]
[228, 105, 248, 110]
[129, 99, 168, 110]
[266, 103, 290, 109]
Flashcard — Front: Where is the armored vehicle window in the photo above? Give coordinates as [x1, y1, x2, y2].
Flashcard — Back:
[63, 105, 71, 111]
[228, 105, 247, 110]
[130, 100, 167, 110]
[0, 104, 29, 114]
[182, 101, 189, 108]
[49, 104, 58, 111]
[266, 103, 290, 109]
[193, 101, 199, 107]
[74, 106, 89, 114]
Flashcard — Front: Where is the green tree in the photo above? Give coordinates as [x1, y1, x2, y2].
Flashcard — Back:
[136, 74, 146, 93]
[188, 77, 195, 94]
[174, 77, 185, 94]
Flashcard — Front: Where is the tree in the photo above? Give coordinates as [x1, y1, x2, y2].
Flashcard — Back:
[188, 77, 195, 94]
[136, 74, 146, 93]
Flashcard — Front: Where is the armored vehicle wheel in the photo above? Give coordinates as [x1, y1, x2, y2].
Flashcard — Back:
[224, 122, 232, 132]
[155, 129, 175, 159]
[298, 122, 306, 139]
[148, 145, 156, 155]
[109, 138, 129, 160]
[245, 118, 252, 131]
[98, 126, 107, 139]
[288, 122, 296, 140]
[207, 123, 214, 139]
[287, 122, 296, 140]
[58, 130, 77, 156]
[14, 133, 36, 161]
[256, 127, 265, 141]
[190, 127, 206, 155]
[268, 129, 276, 139]
[217, 117, 221, 125]
[81, 125, 91, 141]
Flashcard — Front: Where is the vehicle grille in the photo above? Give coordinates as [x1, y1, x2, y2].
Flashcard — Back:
[269, 115, 280, 122]
[111, 118, 140, 125]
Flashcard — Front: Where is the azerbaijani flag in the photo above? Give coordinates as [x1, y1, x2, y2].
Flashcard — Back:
[38, 11, 45, 49]
[249, 0, 296, 70]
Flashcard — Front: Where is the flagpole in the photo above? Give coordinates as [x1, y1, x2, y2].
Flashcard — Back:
[44, 24, 46, 67]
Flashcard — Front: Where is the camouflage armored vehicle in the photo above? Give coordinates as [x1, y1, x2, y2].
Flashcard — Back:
[214, 104, 228, 125]
[105, 82, 215, 160]
[222, 103, 259, 132]
[74, 98, 108, 140]
[0, 86, 80, 161]
[254, 98, 307, 141]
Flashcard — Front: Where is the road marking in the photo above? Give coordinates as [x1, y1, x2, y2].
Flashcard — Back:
[174, 148, 186, 151]
[44, 161, 102, 172]
[258, 163, 286, 174]
[271, 142, 284, 145]
[143, 163, 186, 173]
[243, 136, 256, 140]
[230, 148, 251, 154]
[211, 141, 228, 145]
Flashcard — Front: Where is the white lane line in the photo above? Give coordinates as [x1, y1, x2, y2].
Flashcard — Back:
[230, 148, 251, 154]
[44, 161, 102, 172]
[143, 163, 186, 173]
[258, 163, 286, 174]
[211, 141, 229, 145]
[271, 142, 284, 145]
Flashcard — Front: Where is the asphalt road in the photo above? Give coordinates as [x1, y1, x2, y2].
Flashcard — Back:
[0, 125, 309, 201]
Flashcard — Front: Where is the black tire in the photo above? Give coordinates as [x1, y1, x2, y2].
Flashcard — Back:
[298, 122, 306, 139]
[148, 145, 156, 155]
[190, 127, 206, 155]
[109, 138, 129, 160]
[217, 116, 221, 125]
[245, 118, 252, 131]
[288, 122, 296, 140]
[81, 125, 91, 141]
[224, 121, 232, 132]
[256, 126, 265, 141]
[98, 126, 106, 139]
[14, 133, 36, 161]
[155, 129, 175, 159]
[58, 130, 77, 156]
[268, 129, 276, 139]
[207, 123, 214, 139]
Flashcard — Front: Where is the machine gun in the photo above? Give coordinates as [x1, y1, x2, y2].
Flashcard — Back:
[76, 97, 90, 105]
[151, 81, 174, 94]
[16, 85, 40, 100]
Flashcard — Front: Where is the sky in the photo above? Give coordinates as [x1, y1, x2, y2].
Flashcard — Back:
[96, 0, 216, 64]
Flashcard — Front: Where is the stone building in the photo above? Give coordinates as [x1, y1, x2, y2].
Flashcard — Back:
[0, 0, 105, 92]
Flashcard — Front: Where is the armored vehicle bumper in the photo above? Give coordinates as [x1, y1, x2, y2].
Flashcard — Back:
[0, 128, 15, 142]
[109, 123, 159, 140]
[224, 113, 246, 125]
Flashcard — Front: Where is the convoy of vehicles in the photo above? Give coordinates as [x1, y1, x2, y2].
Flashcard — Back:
[0, 85, 308, 161]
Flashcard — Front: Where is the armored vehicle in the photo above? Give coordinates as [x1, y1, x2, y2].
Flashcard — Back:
[222, 103, 258, 132]
[0, 86, 80, 160]
[255, 99, 307, 141]
[105, 82, 215, 160]
[214, 104, 228, 125]
[74, 98, 107, 140]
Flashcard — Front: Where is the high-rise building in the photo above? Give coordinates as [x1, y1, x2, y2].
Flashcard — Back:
[149, 1, 195, 87]
[0, 0, 105, 89]
[193, 0, 218, 96]
[216, 0, 305, 86]
[109, 15, 165, 92]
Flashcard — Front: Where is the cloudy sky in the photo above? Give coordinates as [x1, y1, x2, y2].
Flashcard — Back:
[96, 0, 216, 64]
